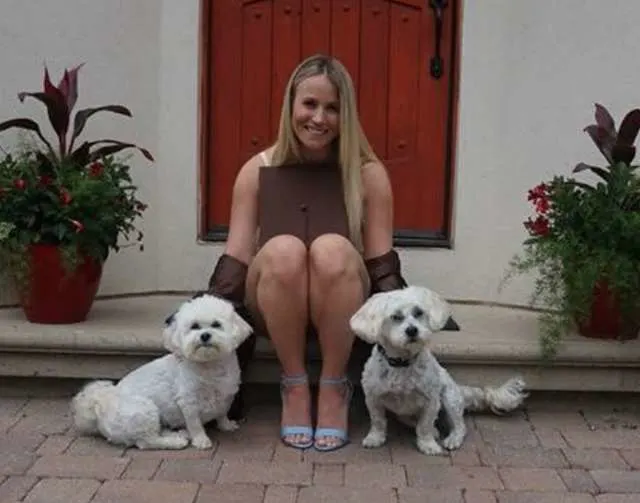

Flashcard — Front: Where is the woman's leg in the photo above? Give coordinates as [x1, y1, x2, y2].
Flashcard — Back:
[245, 235, 312, 446]
[308, 234, 369, 449]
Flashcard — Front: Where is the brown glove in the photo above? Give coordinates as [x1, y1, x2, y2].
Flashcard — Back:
[191, 254, 254, 325]
[206, 254, 250, 312]
[203, 253, 256, 421]
[364, 249, 460, 331]
[365, 249, 408, 293]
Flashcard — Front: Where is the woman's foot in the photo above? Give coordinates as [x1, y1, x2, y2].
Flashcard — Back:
[280, 374, 314, 449]
[314, 377, 353, 451]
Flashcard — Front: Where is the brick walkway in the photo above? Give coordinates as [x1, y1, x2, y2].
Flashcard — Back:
[1, 384, 639, 502]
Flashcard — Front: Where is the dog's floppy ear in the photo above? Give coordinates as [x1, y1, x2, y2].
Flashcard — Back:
[411, 286, 452, 332]
[162, 310, 181, 353]
[349, 291, 392, 344]
[228, 310, 254, 350]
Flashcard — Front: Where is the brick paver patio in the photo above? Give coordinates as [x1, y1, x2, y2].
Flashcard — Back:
[1, 384, 639, 502]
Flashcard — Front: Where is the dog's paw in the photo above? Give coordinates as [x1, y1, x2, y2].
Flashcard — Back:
[362, 431, 387, 448]
[417, 436, 444, 455]
[167, 436, 190, 449]
[191, 434, 213, 450]
[217, 417, 240, 432]
[441, 433, 464, 451]
[510, 377, 527, 392]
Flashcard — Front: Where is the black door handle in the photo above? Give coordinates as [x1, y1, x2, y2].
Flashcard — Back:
[428, 0, 448, 79]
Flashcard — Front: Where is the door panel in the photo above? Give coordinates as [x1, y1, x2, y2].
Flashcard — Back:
[240, 2, 272, 163]
[271, 0, 302, 139]
[330, 0, 361, 91]
[301, 0, 331, 56]
[203, 0, 459, 245]
[358, 0, 389, 159]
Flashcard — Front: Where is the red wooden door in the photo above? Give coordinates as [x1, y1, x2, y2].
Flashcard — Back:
[202, 0, 459, 246]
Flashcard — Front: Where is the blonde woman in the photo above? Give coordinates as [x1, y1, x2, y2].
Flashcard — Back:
[206, 54, 409, 452]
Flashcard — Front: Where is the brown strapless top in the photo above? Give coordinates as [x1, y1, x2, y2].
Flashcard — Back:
[257, 161, 350, 249]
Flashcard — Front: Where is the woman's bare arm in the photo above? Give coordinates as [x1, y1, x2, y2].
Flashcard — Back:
[223, 156, 261, 264]
[361, 161, 395, 259]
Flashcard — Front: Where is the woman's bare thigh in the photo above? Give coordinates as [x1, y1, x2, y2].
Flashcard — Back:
[308, 234, 370, 315]
[244, 234, 308, 332]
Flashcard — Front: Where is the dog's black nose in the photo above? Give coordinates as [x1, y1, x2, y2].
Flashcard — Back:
[200, 332, 212, 343]
[405, 325, 418, 339]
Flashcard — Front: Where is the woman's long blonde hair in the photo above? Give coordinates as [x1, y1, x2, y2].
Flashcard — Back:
[271, 54, 379, 252]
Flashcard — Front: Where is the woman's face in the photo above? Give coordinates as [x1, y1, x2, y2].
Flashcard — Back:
[291, 74, 340, 159]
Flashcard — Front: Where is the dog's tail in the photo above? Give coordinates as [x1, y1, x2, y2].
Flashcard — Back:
[459, 377, 528, 415]
[70, 380, 117, 435]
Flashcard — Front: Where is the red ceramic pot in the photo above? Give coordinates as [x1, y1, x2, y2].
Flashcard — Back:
[577, 281, 639, 341]
[20, 244, 103, 324]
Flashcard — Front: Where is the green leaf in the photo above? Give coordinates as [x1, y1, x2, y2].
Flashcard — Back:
[573, 162, 611, 183]
[617, 108, 640, 147]
[0, 222, 16, 241]
[69, 141, 91, 166]
[594, 103, 616, 136]
[0, 118, 56, 157]
[88, 140, 154, 162]
[564, 179, 596, 192]
[57, 63, 84, 112]
[69, 105, 132, 150]
[584, 125, 615, 164]
[54, 223, 67, 241]
[18, 90, 69, 157]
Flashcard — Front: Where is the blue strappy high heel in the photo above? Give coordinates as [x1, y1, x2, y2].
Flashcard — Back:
[313, 376, 353, 452]
[280, 374, 314, 450]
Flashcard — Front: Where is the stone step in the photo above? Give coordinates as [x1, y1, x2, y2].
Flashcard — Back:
[0, 295, 638, 392]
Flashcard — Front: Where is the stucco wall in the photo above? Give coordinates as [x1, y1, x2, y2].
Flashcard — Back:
[1, 0, 639, 307]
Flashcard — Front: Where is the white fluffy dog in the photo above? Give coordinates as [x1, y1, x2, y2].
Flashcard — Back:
[70, 294, 253, 450]
[350, 286, 528, 455]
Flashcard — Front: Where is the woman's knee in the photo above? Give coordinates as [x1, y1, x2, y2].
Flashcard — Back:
[259, 234, 307, 285]
[309, 233, 362, 283]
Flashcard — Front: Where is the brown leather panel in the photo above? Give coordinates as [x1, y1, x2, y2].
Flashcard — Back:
[257, 162, 350, 248]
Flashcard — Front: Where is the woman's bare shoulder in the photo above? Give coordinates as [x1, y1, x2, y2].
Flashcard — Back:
[233, 153, 264, 194]
[262, 145, 276, 162]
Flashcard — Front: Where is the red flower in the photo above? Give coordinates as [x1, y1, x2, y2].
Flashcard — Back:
[527, 182, 551, 215]
[524, 216, 550, 236]
[60, 189, 72, 205]
[535, 197, 550, 214]
[13, 179, 26, 190]
[527, 183, 549, 202]
[69, 219, 84, 233]
[89, 161, 104, 177]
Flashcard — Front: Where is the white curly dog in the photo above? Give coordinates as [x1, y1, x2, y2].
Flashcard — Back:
[350, 286, 528, 455]
[70, 294, 253, 450]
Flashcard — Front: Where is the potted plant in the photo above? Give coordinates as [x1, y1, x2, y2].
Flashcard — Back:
[0, 64, 153, 324]
[502, 104, 640, 359]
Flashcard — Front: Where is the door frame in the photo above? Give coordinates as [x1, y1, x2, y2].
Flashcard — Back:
[197, 0, 463, 248]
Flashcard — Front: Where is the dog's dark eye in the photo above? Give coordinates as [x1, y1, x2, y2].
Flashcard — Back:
[190, 322, 201, 330]
[211, 320, 221, 329]
[391, 312, 404, 322]
[412, 307, 425, 318]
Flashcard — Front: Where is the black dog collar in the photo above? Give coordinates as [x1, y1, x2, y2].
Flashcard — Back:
[375, 344, 416, 368]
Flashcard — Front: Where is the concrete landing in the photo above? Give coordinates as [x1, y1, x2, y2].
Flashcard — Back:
[0, 295, 639, 391]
